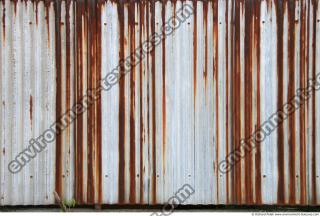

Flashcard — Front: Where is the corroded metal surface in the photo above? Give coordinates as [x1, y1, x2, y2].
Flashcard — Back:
[0, 0, 320, 206]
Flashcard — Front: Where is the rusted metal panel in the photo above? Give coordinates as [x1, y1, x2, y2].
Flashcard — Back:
[0, 0, 57, 205]
[1, 0, 320, 206]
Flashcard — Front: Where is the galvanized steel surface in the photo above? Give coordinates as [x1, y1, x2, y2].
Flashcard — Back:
[0, 0, 320, 206]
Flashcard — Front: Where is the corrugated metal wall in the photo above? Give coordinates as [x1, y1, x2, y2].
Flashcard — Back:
[0, 0, 320, 206]
[0, 0, 57, 205]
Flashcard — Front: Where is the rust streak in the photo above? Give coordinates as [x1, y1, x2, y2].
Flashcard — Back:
[139, 0, 145, 204]
[146, 0, 150, 205]
[2, 1, 5, 42]
[193, 0, 197, 110]
[287, 0, 296, 204]
[225, 0, 229, 203]
[129, 0, 136, 204]
[65, 1, 71, 198]
[54, 0, 63, 199]
[253, 0, 261, 205]
[45, 0, 50, 47]
[75, 0, 85, 204]
[151, 0, 157, 205]
[203, 0, 208, 97]
[244, 0, 254, 204]
[13, 0, 17, 16]
[299, 0, 307, 204]
[225, 0, 230, 204]
[193, 0, 197, 183]
[87, 0, 97, 203]
[275, 0, 285, 205]
[213, 0, 219, 202]
[118, 0, 126, 204]
[29, 95, 33, 123]
[146, 0, 151, 204]
[96, 0, 103, 204]
[35, 1, 38, 25]
[231, 0, 242, 204]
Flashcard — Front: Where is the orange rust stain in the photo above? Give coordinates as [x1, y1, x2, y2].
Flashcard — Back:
[150, 0, 157, 205]
[96, 0, 103, 204]
[54, 0, 63, 199]
[139, 0, 145, 204]
[2, 1, 5, 42]
[287, 0, 296, 204]
[193, 0, 197, 110]
[43, 0, 320, 206]
[244, 0, 255, 204]
[12, 0, 17, 15]
[87, 0, 95, 203]
[225, 0, 229, 204]
[307, 0, 312, 203]
[192, 2, 197, 193]
[75, 0, 104, 204]
[35, 1, 39, 25]
[231, 0, 242, 204]
[299, 0, 307, 205]
[65, 1, 71, 188]
[117, 0, 126, 204]
[129, 0, 136, 204]
[253, 0, 261, 205]
[275, 0, 285, 204]
[29, 95, 33, 123]
[45, 1, 51, 47]
[146, 0, 151, 205]
[74, 0, 85, 204]
[203, 0, 208, 96]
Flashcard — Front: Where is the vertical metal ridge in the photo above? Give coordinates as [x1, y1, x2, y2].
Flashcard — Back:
[117, 0, 126, 204]
[287, 0, 296, 204]
[128, 0, 136, 204]
[54, 0, 62, 198]
[75, 0, 85, 204]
